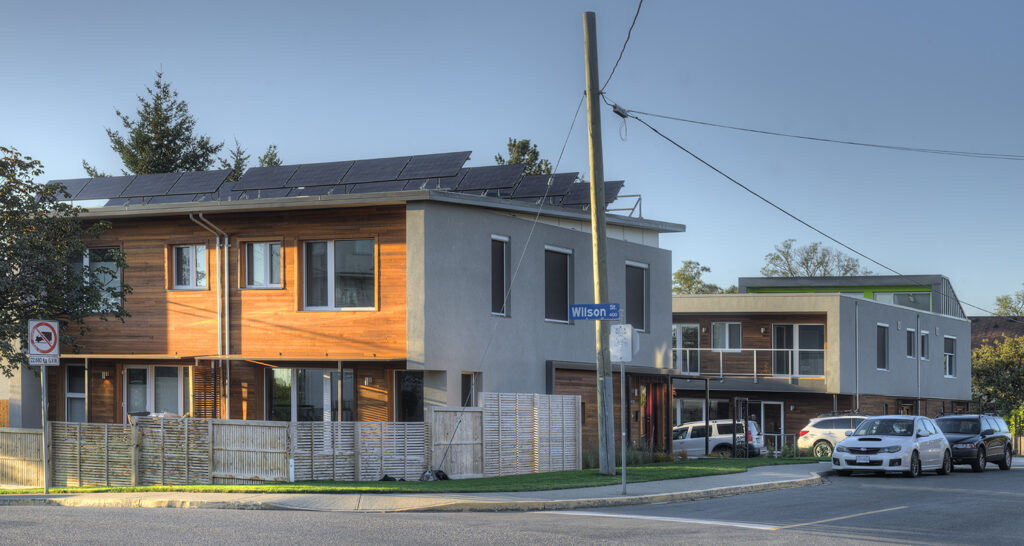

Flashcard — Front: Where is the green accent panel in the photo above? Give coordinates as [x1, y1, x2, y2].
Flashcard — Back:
[746, 285, 930, 296]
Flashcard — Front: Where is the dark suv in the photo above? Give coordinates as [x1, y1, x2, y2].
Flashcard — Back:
[935, 414, 1013, 472]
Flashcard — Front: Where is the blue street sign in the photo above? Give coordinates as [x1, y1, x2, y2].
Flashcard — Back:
[568, 303, 620, 320]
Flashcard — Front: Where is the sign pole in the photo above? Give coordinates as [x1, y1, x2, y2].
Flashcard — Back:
[40, 368, 49, 494]
[28, 319, 59, 494]
[620, 355, 627, 495]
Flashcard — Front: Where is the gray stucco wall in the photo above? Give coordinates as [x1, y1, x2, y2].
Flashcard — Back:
[838, 295, 971, 400]
[2, 362, 42, 428]
[407, 201, 673, 406]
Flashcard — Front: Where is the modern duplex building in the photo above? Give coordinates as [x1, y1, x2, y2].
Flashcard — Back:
[2, 151, 684, 451]
[671, 275, 972, 438]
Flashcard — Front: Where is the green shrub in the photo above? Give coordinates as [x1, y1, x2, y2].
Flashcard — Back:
[581, 445, 670, 469]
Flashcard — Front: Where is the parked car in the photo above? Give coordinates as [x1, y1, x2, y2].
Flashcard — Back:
[673, 419, 763, 457]
[832, 415, 951, 477]
[798, 414, 869, 458]
[935, 414, 1013, 472]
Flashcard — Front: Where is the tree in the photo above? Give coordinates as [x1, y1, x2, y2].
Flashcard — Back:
[972, 335, 1024, 433]
[672, 260, 738, 295]
[494, 138, 552, 175]
[219, 139, 251, 183]
[258, 144, 282, 167]
[1, 147, 130, 377]
[994, 285, 1024, 316]
[84, 71, 223, 175]
[760, 239, 870, 277]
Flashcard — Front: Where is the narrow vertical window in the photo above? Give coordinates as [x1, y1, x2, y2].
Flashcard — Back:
[66, 365, 86, 422]
[544, 248, 572, 322]
[246, 242, 282, 288]
[920, 331, 930, 360]
[906, 329, 916, 358]
[625, 262, 648, 332]
[943, 337, 956, 377]
[491, 236, 509, 316]
[173, 245, 207, 289]
[876, 324, 889, 370]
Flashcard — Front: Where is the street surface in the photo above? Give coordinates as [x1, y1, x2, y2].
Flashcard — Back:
[0, 462, 1020, 545]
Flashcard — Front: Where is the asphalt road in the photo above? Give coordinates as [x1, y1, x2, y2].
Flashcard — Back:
[0, 462, 1020, 545]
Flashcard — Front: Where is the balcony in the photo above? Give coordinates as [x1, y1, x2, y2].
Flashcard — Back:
[672, 348, 825, 381]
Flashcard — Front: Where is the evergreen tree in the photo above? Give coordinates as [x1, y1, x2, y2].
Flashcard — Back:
[219, 139, 251, 182]
[258, 144, 283, 167]
[494, 138, 552, 175]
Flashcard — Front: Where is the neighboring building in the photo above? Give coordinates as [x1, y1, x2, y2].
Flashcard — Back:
[970, 316, 1024, 350]
[671, 275, 972, 438]
[1, 151, 684, 451]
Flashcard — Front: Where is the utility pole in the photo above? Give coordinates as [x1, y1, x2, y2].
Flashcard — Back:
[583, 11, 615, 476]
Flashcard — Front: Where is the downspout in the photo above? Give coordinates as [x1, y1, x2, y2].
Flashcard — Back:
[189, 213, 227, 418]
[198, 213, 231, 419]
[916, 313, 921, 415]
[854, 300, 860, 411]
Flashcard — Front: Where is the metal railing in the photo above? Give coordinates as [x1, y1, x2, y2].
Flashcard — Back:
[672, 348, 826, 381]
[762, 433, 800, 458]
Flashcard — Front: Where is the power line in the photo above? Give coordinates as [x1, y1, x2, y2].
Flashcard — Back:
[601, 0, 643, 92]
[615, 103, 1004, 317]
[625, 108, 1024, 161]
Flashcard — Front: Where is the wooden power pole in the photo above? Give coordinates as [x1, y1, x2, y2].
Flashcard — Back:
[583, 11, 616, 476]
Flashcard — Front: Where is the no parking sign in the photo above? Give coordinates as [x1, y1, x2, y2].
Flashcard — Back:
[28, 319, 59, 366]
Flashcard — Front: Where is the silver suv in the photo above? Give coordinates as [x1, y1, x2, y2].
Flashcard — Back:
[798, 414, 868, 457]
[673, 419, 764, 457]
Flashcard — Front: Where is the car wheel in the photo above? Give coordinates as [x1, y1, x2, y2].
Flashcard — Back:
[712, 445, 733, 458]
[972, 448, 986, 473]
[835, 469, 852, 476]
[937, 450, 952, 475]
[998, 448, 1013, 471]
[813, 440, 833, 458]
[903, 451, 921, 478]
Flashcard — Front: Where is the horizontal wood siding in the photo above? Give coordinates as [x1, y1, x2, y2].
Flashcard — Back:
[69, 206, 407, 360]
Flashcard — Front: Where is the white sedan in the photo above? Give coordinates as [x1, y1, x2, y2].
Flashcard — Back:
[832, 415, 952, 477]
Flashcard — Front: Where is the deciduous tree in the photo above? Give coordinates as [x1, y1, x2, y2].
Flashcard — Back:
[972, 335, 1024, 434]
[760, 239, 870, 277]
[672, 260, 737, 295]
[994, 285, 1024, 316]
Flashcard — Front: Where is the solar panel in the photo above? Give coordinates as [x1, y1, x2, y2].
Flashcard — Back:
[248, 187, 292, 199]
[342, 156, 411, 184]
[397, 151, 471, 179]
[560, 180, 625, 206]
[286, 161, 353, 188]
[217, 189, 244, 201]
[76, 176, 136, 200]
[234, 165, 299, 190]
[48, 178, 92, 199]
[512, 173, 577, 198]
[147, 194, 197, 205]
[347, 180, 409, 194]
[192, 193, 219, 202]
[457, 165, 524, 191]
[604, 180, 624, 203]
[121, 172, 182, 198]
[170, 170, 231, 194]
[287, 185, 335, 197]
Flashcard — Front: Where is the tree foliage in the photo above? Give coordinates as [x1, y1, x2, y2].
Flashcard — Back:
[0, 147, 130, 377]
[994, 284, 1024, 316]
[972, 335, 1024, 433]
[494, 138, 552, 175]
[258, 144, 282, 167]
[760, 239, 870, 277]
[672, 260, 738, 295]
[219, 139, 251, 183]
[84, 72, 223, 175]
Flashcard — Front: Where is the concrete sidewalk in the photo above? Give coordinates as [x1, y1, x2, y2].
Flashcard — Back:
[0, 462, 831, 513]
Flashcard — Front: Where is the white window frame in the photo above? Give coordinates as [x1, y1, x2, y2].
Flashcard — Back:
[906, 328, 916, 359]
[303, 239, 377, 312]
[711, 322, 742, 352]
[245, 241, 282, 289]
[771, 323, 826, 377]
[66, 364, 86, 422]
[920, 330, 930, 360]
[673, 323, 701, 375]
[876, 323, 890, 371]
[122, 365, 185, 421]
[543, 245, 574, 324]
[625, 260, 649, 333]
[173, 244, 207, 290]
[81, 247, 123, 306]
[943, 336, 956, 378]
[491, 235, 510, 317]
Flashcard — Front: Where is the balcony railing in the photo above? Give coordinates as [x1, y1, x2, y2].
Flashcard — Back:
[672, 348, 825, 381]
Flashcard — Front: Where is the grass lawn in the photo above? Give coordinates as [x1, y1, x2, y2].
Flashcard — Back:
[0, 457, 825, 496]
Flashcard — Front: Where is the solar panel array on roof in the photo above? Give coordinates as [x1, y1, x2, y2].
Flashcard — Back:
[343, 156, 411, 184]
[48, 178, 92, 199]
[234, 165, 298, 190]
[76, 176, 135, 200]
[170, 170, 231, 194]
[560, 180, 625, 206]
[148, 194, 198, 205]
[457, 164, 525, 191]
[348, 180, 409, 194]
[121, 172, 182, 198]
[398, 151, 471, 179]
[286, 161, 353, 188]
[288, 185, 335, 197]
[513, 172, 578, 198]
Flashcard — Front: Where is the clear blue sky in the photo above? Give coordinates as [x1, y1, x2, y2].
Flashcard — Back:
[3, 1, 1021, 314]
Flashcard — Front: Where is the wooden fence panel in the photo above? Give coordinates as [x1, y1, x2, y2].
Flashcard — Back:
[479, 393, 581, 477]
[50, 422, 133, 487]
[429, 408, 482, 478]
[211, 420, 289, 483]
[0, 428, 43, 486]
[136, 418, 211, 486]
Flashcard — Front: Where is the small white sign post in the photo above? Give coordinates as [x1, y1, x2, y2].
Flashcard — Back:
[610, 323, 639, 495]
[28, 319, 59, 494]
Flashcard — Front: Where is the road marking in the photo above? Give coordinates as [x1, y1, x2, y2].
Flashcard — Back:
[769, 506, 908, 530]
[541, 510, 778, 530]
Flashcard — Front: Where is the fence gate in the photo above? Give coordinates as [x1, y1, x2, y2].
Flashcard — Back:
[429, 407, 483, 479]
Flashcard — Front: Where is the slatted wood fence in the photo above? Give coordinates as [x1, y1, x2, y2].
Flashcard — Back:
[136, 417, 212, 485]
[478, 392, 581, 477]
[50, 422, 133, 487]
[291, 421, 428, 482]
[212, 420, 289, 484]
[0, 427, 44, 486]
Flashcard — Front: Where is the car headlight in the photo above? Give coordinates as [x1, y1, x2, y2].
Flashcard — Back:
[878, 446, 901, 453]
[953, 442, 977, 449]
[835, 445, 850, 453]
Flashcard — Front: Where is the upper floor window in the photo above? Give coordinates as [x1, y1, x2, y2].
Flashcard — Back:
[877, 324, 889, 370]
[944, 337, 956, 377]
[625, 262, 649, 332]
[711, 322, 741, 351]
[544, 247, 573, 322]
[874, 291, 931, 312]
[920, 331, 930, 360]
[74, 247, 122, 305]
[246, 242, 282, 288]
[491, 236, 509, 316]
[906, 329, 916, 358]
[304, 239, 375, 310]
[173, 245, 207, 289]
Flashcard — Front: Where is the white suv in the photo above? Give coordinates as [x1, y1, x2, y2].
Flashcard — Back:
[673, 419, 764, 457]
[798, 415, 868, 458]
[832, 415, 952, 477]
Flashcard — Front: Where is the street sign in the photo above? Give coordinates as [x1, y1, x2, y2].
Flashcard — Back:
[610, 324, 640, 362]
[28, 319, 60, 367]
[568, 303, 620, 320]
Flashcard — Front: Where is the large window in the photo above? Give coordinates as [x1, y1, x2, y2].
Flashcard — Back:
[173, 245, 207, 289]
[877, 324, 889, 370]
[491, 236, 509, 316]
[944, 337, 956, 377]
[73, 247, 123, 306]
[544, 247, 572, 322]
[772, 324, 825, 375]
[672, 323, 700, 374]
[395, 370, 424, 422]
[874, 291, 931, 312]
[625, 262, 649, 332]
[304, 239, 376, 310]
[266, 368, 338, 422]
[123, 366, 188, 419]
[711, 322, 741, 351]
[66, 365, 86, 422]
[246, 242, 281, 288]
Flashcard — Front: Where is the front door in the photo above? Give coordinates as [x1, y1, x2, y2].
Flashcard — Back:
[750, 401, 784, 453]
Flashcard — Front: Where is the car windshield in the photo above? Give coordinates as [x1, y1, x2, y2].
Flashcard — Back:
[852, 418, 914, 437]
[937, 418, 980, 435]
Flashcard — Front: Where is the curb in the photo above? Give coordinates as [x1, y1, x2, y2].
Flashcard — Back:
[0, 470, 830, 513]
